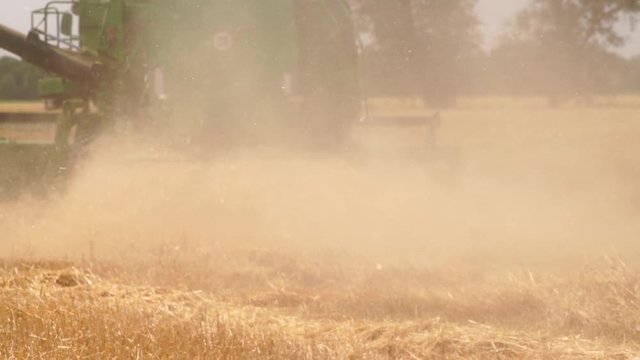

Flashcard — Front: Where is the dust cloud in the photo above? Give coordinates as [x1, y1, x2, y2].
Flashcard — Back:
[1, 105, 639, 269]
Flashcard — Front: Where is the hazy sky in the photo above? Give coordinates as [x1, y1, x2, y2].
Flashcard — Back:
[476, 0, 529, 48]
[1, 0, 640, 57]
[477, 0, 640, 56]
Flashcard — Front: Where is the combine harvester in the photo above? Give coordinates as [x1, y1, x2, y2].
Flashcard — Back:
[0, 0, 439, 198]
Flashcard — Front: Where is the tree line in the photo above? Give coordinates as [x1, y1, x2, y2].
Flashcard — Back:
[354, 0, 640, 105]
[0, 56, 44, 100]
[2, 0, 640, 104]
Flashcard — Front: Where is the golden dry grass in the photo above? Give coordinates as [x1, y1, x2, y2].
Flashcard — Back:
[0, 102, 58, 142]
[0, 101, 47, 114]
[2, 97, 640, 358]
[1, 254, 639, 359]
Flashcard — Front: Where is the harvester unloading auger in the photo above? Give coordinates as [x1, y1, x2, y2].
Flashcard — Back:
[0, 15, 112, 195]
[0, 0, 439, 198]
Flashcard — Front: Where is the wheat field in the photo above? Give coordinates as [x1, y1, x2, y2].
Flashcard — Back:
[0, 102, 49, 114]
[1, 97, 640, 359]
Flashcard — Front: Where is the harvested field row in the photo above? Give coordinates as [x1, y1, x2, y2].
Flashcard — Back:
[1, 256, 639, 359]
[2, 101, 640, 358]
[0, 102, 47, 114]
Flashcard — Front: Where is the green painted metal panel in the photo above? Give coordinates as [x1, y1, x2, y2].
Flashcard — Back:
[38, 77, 67, 97]
[150, 0, 297, 96]
[38, 77, 80, 98]
[142, 0, 303, 136]
[76, 0, 125, 60]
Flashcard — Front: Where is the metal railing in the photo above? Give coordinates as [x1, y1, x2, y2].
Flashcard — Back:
[30, 0, 80, 51]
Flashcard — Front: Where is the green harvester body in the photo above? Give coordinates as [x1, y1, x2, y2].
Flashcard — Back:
[0, 0, 360, 198]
